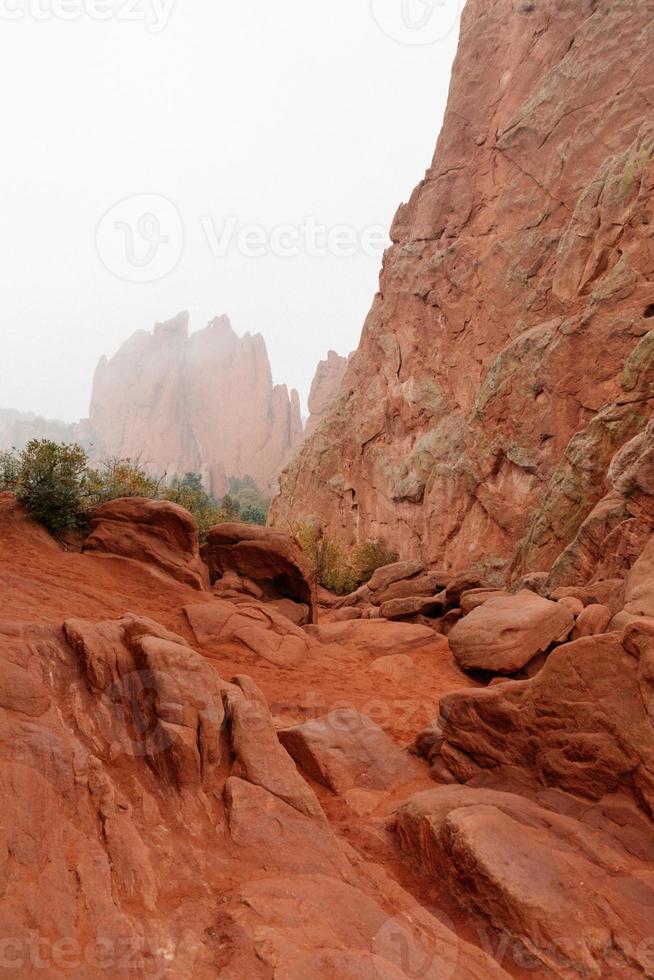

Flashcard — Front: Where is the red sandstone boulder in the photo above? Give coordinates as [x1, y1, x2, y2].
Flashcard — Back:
[184, 598, 309, 667]
[392, 786, 654, 977]
[83, 497, 209, 590]
[279, 709, 419, 796]
[379, 595, 443, 621]
[448, 590, 575, 674]
[202, 522, 317, 621]
[460, 588, 509, 615]
[367, 560, 425, 593]
[572, 603, 612, 639]
[436, 623, 654, 814]
[305, 620, 445, 658]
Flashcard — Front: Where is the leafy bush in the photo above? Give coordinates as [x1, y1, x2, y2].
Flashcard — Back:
[12, 440, 90, 534]
[228, 474, 270, 522]
[293, 523, 395, 596]
[164, 473, 224, 542]
[86, 457, 162, 505]
[294, 522, 358, 595]
[239, 504, 267, 525]
[350, 539, 398, 583]
[220, 493, 241, 521]
[0, 450, 20, 492]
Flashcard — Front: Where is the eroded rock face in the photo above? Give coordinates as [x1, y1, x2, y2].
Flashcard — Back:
[273, 0, 654, 580]
[279, 709, 419, 795]
[435, 624, 654, 813]
[83, 497, 209, 591]
[305, 350, 349, 437]
[447, 590, 574, 674]
[89, 312, 303, 495]
[184, 598, 309, 667]
[202, 522, 318, 621]
[392, 785, 654, 977]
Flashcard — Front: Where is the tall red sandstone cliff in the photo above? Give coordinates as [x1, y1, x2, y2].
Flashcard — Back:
[273, 0, 654, 579]
[90, 312, 303, 495]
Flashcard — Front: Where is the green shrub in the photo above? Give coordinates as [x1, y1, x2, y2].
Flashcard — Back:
[4, 445, 272, 544]
[294, 523, 398, 596]
[350, 539, 398, 583]
[0, 450, 20, 492]
[220, 493, 241, 521]
[239, 504, 267, 525]
[227, 474, 270, 523]
[86, 457, 161, 505]
[14, 440, 90, 534]
[164, 473, 224, 543]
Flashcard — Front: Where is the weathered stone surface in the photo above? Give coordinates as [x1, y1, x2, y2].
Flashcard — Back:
[305, 620, 444, 657]
[460, 589, 509, 616]
[185, 598, 309, 667]
[448, 590, 574, 674]
[622, 535, 654, 618]
[279, 709, 418, 795]
[379, 596, 443, 621]
[203, 522, 317, 621]
[392, 786, 654, 977]
[273, 1, 654, 583]
[368, 560, 425, 593]
[572, 603, 612, 639]
[305, 350, 349, 437]
[436, 624, 654, 813]
[83, 497, 209, 590]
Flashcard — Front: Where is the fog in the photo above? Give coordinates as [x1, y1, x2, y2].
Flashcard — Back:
[0, 0, 462, 421]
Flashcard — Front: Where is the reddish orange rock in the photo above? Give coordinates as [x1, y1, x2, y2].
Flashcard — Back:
[202, 522, 318, 621]
[83, 497, 209, 591]
[273, 0, 654, 583]
[448, 590, 575, 674]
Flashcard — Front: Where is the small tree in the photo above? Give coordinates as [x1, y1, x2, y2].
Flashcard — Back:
[240, 504, 267, 525]
[86, 457, 161, 506]
[0, 450, 20, 492]
[16, 440, 89, 534]
[220, 494, 241, 521]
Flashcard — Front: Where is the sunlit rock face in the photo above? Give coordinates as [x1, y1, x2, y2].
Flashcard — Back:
[273, 0, 654, 579]
[89, 312, 303, 496]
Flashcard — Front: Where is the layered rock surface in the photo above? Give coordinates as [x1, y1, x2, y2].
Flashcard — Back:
[0, 494, 513, 978]
[273, 0, 654, 582]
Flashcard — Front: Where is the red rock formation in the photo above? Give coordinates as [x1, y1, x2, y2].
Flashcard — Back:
[305, 350, 349, 437]
[273, 0, 654, 582]
[202, 521, 318, 622]
[89, 312, 303, 495]
[0, 494, 511, 978]
[83, 496, 210, 591]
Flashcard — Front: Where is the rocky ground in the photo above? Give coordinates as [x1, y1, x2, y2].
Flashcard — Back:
[2, 492, 654, 978]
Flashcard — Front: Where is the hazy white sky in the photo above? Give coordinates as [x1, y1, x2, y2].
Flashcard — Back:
[0, 0, 462, 421]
